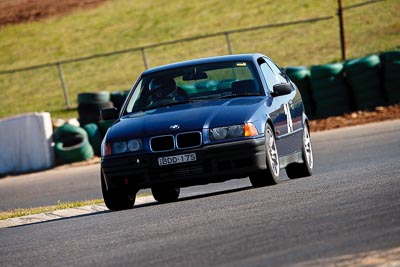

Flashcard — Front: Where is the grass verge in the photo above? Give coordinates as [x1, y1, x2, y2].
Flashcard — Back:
[0, 192, 153, 220]
[0, 199, 104, 220]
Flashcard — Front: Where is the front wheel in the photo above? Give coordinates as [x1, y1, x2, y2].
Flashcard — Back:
[101, 173, 135, 211]
[249, 124, 280, 187]
[151, 186, 180, 203]
[286, 125, 313, 179]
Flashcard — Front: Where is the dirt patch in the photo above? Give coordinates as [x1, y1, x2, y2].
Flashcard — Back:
[309, 104, 400, 132]
[0, 0, 109, 28]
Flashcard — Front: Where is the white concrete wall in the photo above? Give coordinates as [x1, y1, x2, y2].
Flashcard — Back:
[0, 112, 54, 175]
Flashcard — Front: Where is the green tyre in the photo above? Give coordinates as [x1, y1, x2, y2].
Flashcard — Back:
[83, 123, 103, 156]
[344, 54, 380, 76]
[310, 63, 343, 80]
[55, 135, 94, 163]
[53, 123, 87, 143]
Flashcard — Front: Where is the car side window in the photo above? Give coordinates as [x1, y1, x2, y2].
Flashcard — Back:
[264, 57, 287, 84]
[260, 62, 279, 93]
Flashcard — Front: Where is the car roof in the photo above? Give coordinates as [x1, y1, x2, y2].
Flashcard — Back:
[142, 53, 266, 75]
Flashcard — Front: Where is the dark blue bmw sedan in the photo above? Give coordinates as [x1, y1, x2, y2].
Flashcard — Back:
[100, 53, 313, 210]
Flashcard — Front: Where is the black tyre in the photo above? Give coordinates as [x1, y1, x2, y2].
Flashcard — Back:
[111, 91, 129, 111]
[101, 173, 135, 211]
[249, 124, 279, 187]
[78, 91, 111, 104]
[78, 101, 114, 126]
[151, 186, 180, 203]
[286, 125, 313, 179]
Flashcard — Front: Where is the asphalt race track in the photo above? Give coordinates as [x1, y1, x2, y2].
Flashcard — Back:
[1, 120, 399, 266]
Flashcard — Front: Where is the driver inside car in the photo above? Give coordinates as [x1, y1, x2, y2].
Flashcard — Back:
[147, 77, 188, 107]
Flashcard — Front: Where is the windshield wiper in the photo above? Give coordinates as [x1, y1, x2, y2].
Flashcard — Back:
[141, 99, 193, 111]
[213, 93, 262, 99]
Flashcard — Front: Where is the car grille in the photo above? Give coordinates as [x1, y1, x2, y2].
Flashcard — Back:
[149, 162, 209, 181]
[150, 135, 175, 152]
[150, 132, 202, 152]
[174, 164, 205, 177]
[176, 132, 202, 149]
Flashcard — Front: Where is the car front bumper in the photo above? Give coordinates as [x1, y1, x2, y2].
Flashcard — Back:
[101, 137, 266, 190]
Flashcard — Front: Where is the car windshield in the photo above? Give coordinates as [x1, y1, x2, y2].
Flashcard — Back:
[124, 61, 262, 113]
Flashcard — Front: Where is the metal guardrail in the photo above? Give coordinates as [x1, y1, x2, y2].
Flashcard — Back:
[0, 16, 335, 109]
[0, 16, 334, 75]
[342, 0, 385, 10]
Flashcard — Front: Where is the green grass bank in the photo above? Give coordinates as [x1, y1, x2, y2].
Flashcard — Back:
[0, 0, 399, 119]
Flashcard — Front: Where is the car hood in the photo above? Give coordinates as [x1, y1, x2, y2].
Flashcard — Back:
[107, 97, 265, 141]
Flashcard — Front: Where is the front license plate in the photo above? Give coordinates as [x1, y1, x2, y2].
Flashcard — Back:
[158, 153, 197, 166]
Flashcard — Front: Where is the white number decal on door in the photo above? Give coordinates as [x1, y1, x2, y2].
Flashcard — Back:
[284, 103, 293, 133]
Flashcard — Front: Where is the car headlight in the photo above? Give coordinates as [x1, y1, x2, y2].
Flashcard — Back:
[101, 139, 143, 156]
[209, 123, 258, 140]
[112, 141, 128, 154]
[128, 139, 142, 151]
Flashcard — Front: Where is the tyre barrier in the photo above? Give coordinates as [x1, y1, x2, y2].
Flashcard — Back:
[111, 90, 130, 112]
[77, 92, 113, 126]
[283, 50, 400, 119]
[310, 63, 351, 118]
[55, 136, 94, 164]
[53, 123, 94, 163]
[98, 120, 116, 138]
[77, 91, 111, 104]
[53, 123, 87, 143]
[78, 101, 114, 126]
[380, 51, 400, 104]
[72, 50, 399, 139]
[285, 66, 315, 117]
[344, 54, 385, 110]
[83, 123, 103, 156]
[309, 62, 343, 79]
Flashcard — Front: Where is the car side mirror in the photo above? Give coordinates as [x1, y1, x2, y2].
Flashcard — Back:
[272, 83, 291, 97]
[101, 107, 118, 121]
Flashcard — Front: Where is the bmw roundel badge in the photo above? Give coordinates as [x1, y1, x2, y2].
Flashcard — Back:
[169, 124, 180, 130]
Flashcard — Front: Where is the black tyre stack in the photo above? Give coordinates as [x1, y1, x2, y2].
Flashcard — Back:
[78, 91, 113, 126]
[344, 54, 385, 110]
[285, 66, 315, 118]
[99, 90, 130, 140]
[110, 90, 130, 112]
[310, 63, 351, 118]
[76, 91, 115, 156]
[380, 50, 400, 104]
